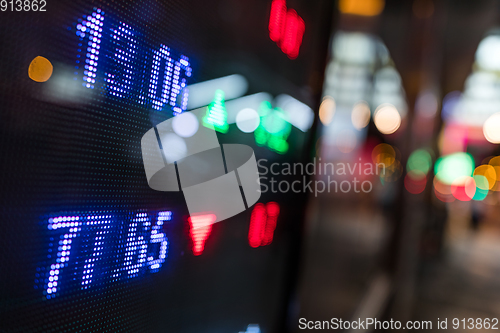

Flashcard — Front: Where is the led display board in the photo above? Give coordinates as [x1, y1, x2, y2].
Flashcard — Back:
[0, 0, 331, 332]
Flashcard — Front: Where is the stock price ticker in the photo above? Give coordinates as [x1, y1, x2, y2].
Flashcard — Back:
[36, 211, 171, 299]
[33, 6, 282, 301]
[36, 203, 280, 299]
[74, 7, 192, 113]
[34, 7, 193, 300]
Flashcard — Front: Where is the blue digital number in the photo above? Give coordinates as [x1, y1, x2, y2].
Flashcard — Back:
[41, 216, 82, 299]
[37, 210, 172, 299]
[106, 22, 137, 98]
[147, 211, 170, 272]
[122, 212, 149, 277]
[170, 55, 192, 114]
[80, 215, 114, 289]
[75, 8, 193, 114]
[148, 45, 174, 111]
[76, 8, 104, 89]
[147, 45, 192, 114]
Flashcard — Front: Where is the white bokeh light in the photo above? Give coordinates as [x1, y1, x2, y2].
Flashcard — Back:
[374, 104, 401, 135]
[236, 108, 260, 133]
[476, 35, 500, 71]
[483, 112, 500, 144]
[351, 101, 370, 129]
[172, 112, 199, 138]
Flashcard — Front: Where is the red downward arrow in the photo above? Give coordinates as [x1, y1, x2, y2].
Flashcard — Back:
[188, 214, 216, 256]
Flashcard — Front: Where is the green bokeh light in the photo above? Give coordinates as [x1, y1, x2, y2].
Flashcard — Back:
[407, 149, 432, 174]
[434, 152, 475, 185]
[472, 175, 488, 201]
[254, 101, 291, 154]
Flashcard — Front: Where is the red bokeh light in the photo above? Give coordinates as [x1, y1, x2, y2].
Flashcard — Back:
[433, 178, 455, 202]
[280, 10, 305, 59]
[268, 0, 305, 59]
[248, 202, 280, 248]
[269, 0, 286, 42]
[404, 171, 427, 194]
[249, 203, 267, 248]
[451, 176, 476, 201]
